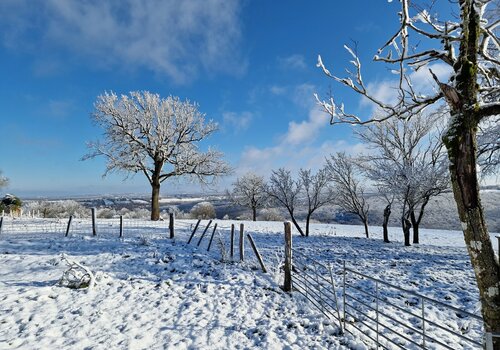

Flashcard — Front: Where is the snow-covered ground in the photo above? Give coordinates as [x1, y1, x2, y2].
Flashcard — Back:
[0, 218, 497, 349]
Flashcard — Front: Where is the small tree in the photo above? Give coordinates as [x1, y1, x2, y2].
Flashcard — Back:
[266, 168, 304, 236]
[1, 194, 22, 216]
[299, 168, 336, 237]
[84, 91, 231, 220]
[227, 172, 267, 221]
[326, 152, 370, 238]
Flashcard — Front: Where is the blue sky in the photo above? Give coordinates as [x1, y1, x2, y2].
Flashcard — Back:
[0, 0, 466, 197]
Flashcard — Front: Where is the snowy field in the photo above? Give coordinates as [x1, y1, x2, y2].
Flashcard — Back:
[0, 218, 498, 349]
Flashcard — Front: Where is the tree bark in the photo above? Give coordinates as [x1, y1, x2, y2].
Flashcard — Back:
[288, 211, 305, 237]
[410, 211, 419, 244]
[305, 213, 311, 237]
[440, 1, 500, 344]
[445, 125, 500, 345]
[362, 218, 369, 238]
[382, 204, 391, 243]
[252, 206, 257, 221]
[151, 180, 161, 221]
[402, 217, 411, 247]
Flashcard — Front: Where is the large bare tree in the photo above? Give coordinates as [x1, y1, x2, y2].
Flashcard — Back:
[84, 91, 231, 220]
[227, 172, 268, 221]
[326, 152, 370, 238]
[316, 0, 500, 343]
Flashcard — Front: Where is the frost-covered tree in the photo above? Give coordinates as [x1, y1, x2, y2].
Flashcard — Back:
[316, 0, 500, 340]
[299, 168, 336, 237]
[326, 152, 370, 238]
[84, 91, 231, 220]
[266, 168, 304, 236]
[356, 113, 449, 244]
[266, 167, 334, 237]
[227, 172, 267, 221]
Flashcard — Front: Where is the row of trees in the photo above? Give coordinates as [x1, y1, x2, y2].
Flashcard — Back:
[229, 111, 449, 245]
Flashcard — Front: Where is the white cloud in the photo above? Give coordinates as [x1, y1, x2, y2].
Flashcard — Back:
[222, 111, 253, 132]
[360, 62, 453, 113]
[236, 104, 365, 178]
[269, 85, 287, 95]
[278, 54, 307, 70]
[0, 0, 244, 83]
[283, 108, 328, 145]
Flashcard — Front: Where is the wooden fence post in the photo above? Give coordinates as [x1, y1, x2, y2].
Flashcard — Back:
[187, 219, 201, 244]
[207, 223, 218, 251]
[247, 234, 267, 273]
[65, 215, 73, 237]
[284, 221, 292, 292]
[230, 224, 235, 259]
[239, 223, 244, 261]
[91, 208, 97, 236]
[197, 220, 213, 246]
[119, 215, 123, 238]
[169, 213, 175, 239]
[0, 216, 3, 235]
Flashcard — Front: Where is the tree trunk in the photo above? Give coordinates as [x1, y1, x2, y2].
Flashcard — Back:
[382, 204, 391, 243]
[252, 206, 257, 221]
[305, 213, 311, 237]
[362, 218, 369, 238]
[410, 211, 419, 244]
[288, 210, 305, 237]
[441, 2, 500, 344]
[445, 125, 500, 345]
[151, 178, 161, 221]
[402, 217, 411, 247]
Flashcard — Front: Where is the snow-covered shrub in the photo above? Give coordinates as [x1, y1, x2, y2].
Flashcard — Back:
[26, 200, 87, 218]
[58, 254, 95, 290]
[97, 208, 116, 219]
[258, 208, 284, 222]
[190, 201, 216, 219]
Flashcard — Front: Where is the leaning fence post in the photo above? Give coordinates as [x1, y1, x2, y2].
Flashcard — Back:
[169, 213, 175, 239]
[496, 235, 500, 259]
[230, 224, 235, 259]
[65, 215, 73, 237]
[119, 215, 123, 238]
[239, 223, 245, 261]
[247, 233, 267, 273]
[197, 220, 213, 247]
[91, 208, 97, 236]
[187, 219, 201, 244]
[0, 216, 3, 235]
[207, 223, 218, 251]
[284, 221, 292, 292]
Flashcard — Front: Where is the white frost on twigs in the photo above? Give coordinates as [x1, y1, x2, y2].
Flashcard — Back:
[59, 254, 95, 290]
[316, 55, 331, 76]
